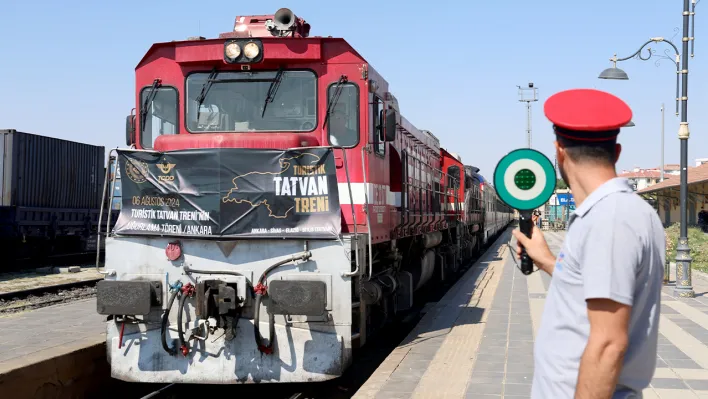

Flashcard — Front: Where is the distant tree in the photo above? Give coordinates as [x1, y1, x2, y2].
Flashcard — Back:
[556, 179, 568, 190]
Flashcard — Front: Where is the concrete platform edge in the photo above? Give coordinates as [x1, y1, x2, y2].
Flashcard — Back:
[0, 337, 110, 398]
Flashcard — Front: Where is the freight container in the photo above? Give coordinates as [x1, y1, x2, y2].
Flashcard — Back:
[1, 129, 105, 208]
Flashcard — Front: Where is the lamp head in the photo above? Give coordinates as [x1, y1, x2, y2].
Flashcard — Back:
[598, 67, 629, 80]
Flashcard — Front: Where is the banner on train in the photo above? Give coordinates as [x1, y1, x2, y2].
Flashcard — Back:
[113, 147, 341, 239]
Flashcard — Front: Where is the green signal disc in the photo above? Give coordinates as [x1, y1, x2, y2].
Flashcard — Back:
[514, 169, 536, 190]
[493, 148, 557, 211]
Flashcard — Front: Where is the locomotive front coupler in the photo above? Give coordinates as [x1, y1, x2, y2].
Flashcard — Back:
[183, 251, 314, 354]
[194, 279, 243, 342]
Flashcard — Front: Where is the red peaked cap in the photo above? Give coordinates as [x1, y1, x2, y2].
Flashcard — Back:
[544, 88, 632, 142]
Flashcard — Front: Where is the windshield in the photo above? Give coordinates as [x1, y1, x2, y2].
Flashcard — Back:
[140, 86, 178, 149]
[186, 70, 317, 132]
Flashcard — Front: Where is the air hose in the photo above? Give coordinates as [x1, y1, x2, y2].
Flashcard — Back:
[177, 293, 189, 356]
[177, 283, 195, 356]
[253, 294, 276, 354]
[161, 282, 196, 356]
[161, 289, 180, 356]
[253, 251, 312, 354]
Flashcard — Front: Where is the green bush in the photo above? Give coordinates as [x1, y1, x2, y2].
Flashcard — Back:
[665, 223, 708, 273]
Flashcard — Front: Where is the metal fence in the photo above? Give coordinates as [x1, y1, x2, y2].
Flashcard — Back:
[540, 204, 575, 231]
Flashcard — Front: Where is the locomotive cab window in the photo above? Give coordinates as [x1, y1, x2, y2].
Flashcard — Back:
[447, 166, 461, 189]
[327, 82, 359, 147]
[185, 70, 317, 133]
[140, 87, 178, 149]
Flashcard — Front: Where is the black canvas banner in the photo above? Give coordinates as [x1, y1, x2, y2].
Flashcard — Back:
[113, 147, 341, 239]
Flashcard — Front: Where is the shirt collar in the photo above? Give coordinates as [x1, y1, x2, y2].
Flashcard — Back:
[569, 177, 634, 222]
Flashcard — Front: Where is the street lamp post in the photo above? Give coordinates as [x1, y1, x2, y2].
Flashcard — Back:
[598, 0, 698, 298]
[517, 83, 538, 148]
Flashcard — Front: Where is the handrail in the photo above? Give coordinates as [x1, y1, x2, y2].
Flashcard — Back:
[96, 148, 117, 276]
[95, 147, 160, 276]
[360, 146, 374, 281]
[337, 146, 360, 278]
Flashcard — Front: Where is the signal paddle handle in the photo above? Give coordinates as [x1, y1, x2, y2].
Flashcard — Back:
[518, 211, 534, 275]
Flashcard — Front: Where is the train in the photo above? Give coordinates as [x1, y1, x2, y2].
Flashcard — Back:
[95, 8, 513, 384]
[0, 129, 119, 266]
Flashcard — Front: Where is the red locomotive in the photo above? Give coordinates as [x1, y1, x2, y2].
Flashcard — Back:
[98, 8, 513, 384]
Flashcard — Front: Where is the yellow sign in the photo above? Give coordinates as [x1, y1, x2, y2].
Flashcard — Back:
[157, 158, 176, 181]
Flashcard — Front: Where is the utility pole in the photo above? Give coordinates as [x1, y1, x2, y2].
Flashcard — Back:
[661, 103, 665, 181]
[518, 83, 539, 148]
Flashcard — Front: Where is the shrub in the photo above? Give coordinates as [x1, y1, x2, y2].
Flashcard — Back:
[665, 223, 708, 273]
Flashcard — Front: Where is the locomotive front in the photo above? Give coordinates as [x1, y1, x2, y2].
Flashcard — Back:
[96, 8, 390, 384]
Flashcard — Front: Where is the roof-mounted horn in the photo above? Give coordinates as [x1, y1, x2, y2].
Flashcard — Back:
[265, 8, 311, 38]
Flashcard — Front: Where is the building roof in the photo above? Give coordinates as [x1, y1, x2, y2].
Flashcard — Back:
[618, 170, 664, 179]
[637, 163, 708, 194]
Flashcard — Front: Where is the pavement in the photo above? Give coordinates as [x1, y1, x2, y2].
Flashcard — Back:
[354, 229, 708, 399]
[0, 299, 105, 374]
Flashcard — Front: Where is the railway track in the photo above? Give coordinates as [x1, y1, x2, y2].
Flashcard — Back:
[10, 250, 103, 271]
[129, 229, 509, 399]
[0, 277, 101, 315]
[130, 311, 424, 399]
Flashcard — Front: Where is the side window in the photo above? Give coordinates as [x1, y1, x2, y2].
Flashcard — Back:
[371, 95, 385, 156]
[140, 87, 178, 149]
[327, 83, 359, 147]
[447, 166, 460, 189]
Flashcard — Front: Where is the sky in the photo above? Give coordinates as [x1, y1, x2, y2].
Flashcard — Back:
[1, 0, 706, 180]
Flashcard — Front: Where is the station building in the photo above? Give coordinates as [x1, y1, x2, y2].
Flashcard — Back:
[637, 161, 708, 226]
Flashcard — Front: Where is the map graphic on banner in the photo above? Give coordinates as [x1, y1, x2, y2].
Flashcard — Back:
[113, 147, 341, 239]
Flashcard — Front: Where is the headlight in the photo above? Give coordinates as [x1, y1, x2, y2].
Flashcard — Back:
[225, 42, 241, 59]
[223, 39, 263, 64]
[243, 42, 260, 59]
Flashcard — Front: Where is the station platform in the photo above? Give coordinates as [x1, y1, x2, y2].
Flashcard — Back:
[353, 229, 708, 399]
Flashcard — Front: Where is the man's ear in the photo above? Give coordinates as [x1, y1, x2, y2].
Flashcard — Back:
[555, 140, 565, 164]
[614, 143, 622, 164]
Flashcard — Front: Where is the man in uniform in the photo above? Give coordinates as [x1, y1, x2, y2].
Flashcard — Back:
[512, 89, 664, 398]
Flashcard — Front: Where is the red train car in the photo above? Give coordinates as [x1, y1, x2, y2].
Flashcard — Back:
[98, 8, 513, 384]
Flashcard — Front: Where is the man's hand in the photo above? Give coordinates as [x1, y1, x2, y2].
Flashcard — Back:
[512, 226, 556, 275]
[575, 299, 631, 399]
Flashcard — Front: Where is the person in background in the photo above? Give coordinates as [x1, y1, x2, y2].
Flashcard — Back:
[512, 89, 664, 399]
[698, 207, 708, 232]
[532, 210, 542, 229]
